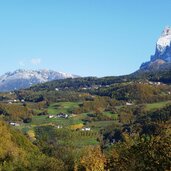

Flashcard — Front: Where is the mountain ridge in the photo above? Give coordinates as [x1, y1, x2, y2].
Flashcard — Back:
[0, 69, 79, 92]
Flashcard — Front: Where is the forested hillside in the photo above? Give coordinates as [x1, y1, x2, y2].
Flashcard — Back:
[0, 120, 64, 170]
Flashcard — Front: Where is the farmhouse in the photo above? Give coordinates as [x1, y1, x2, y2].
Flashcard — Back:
[126, 102, 133, 106]
[57, 113, 69, 118]
[48, 115, 54, 119]
[57, 125, 63, 129]
[9, 122, 20, 126]
[81, 127, 91, 131]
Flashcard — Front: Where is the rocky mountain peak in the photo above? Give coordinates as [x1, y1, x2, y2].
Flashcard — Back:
[140, 27, 171, 71]
[156, 26, 171, 54]
[161, 27, 171, 36]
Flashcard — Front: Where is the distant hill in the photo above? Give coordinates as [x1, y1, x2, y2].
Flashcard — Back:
[0, 69, 79, 92]
[26, 76, 130, 92]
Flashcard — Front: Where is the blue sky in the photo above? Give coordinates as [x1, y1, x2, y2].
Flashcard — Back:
[0, 0, 171, 77]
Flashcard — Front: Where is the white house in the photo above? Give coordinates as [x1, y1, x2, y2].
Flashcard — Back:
[81, 127, 91, 131]
[48, 115, 54, 119]
[126, 102, 133, 106]
[10, 122, 20, 126]
[57, 125, 63, 129]
[57, 113, 69, 118]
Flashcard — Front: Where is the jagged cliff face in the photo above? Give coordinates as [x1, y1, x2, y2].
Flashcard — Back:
[140, 27, 171, 71]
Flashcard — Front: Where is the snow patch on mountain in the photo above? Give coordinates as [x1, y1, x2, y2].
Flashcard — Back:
[0, 69, 79, 92]
[156, 27, 171, 53]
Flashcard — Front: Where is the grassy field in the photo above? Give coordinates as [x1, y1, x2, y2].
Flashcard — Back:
[103, 112, 118, 120]
[48, 102, 81, 115]
[18, 102, 82, 131]
[86, 120, 118, 130]
[18, 103, 81, 130]
[25, 115, 83, 127]
[52, 130, 99, 147]
[145, 101, 171, 111]
[70, 136, 99, 146]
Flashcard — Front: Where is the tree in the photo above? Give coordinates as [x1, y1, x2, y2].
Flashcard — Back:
[76, 146, 106, 171]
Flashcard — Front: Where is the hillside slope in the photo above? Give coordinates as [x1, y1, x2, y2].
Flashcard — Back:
[0, 120, 64, 170]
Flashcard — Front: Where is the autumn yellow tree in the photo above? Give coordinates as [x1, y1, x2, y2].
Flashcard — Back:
[75, 146, 106, 171]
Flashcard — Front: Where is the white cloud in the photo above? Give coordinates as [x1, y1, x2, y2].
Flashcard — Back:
[31, 58, 42, 65]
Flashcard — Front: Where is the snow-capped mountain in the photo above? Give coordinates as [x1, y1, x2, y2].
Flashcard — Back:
[156, 27, 171, 54]
[0, 69, 79, 92]
[140, 27, 171, 71]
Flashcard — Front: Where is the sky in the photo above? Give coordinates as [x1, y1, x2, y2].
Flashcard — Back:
[0, 0, 171, 77]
